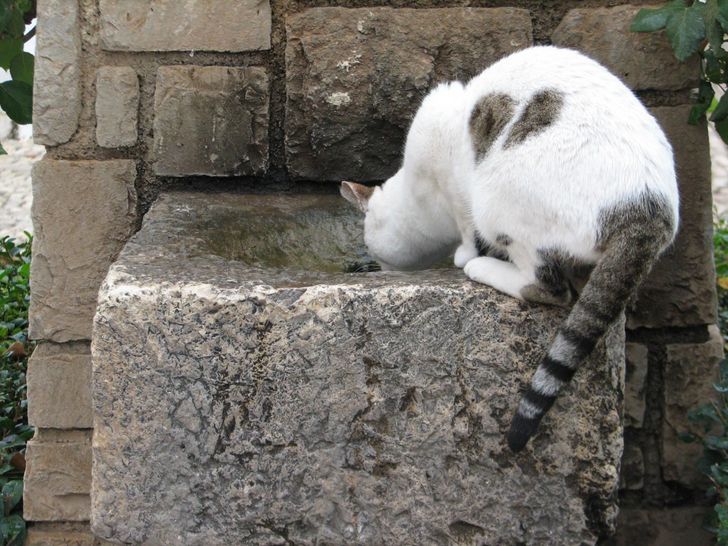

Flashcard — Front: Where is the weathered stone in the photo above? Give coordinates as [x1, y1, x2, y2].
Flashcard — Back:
[285, 7, 532, 181]
[29, 160, 138, 342]
[95, 67, 139, 148]
[619, 440, 644, 491]
[608, 507, 714, 546]
[153, 66, 269, 176]
[629, 106, 717, 328]
[624, 343, 648, 428]
[28, 342, 92, 429]
[92, 192, 624, 545]
[24, 431, 92, 521]
[552, 6, 698, 91]
[99, 0, 271, 52]
[662, 325, 723, 487]
[33, 0, 81, 146]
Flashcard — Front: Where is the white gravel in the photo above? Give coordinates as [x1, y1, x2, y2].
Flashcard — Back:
[0, 136, 44, 240]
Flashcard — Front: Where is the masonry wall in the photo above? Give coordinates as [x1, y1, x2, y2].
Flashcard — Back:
[26, 0, 720, 544]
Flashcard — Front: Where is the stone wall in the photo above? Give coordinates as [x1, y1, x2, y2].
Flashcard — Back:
[27, 0, 719, 544]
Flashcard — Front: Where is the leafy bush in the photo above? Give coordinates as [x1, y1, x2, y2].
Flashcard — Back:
[0, 235, 33, 546]
[632, 0, 728, 143]
[0, 0, 35, 155]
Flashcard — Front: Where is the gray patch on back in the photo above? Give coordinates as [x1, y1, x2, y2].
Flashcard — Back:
[504, 89, 564, 149]
[469, 93, 516, 162]
[495, 233, 512, 246]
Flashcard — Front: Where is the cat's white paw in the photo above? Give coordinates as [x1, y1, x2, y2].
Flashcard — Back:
[454, 243, 478, 268]
[463, 257, 492, 284]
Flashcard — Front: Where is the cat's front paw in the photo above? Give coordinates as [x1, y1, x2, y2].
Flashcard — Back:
[454, 243, 478, 268]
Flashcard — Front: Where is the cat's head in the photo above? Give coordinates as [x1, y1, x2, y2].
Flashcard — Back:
[340, 176, 452, 271]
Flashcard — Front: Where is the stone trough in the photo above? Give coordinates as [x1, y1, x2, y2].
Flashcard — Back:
[91, 191, 624, 545]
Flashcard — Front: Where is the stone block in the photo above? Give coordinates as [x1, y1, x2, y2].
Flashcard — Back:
[625, 343, 648, 428]
[153, 66, 269, 177]
[26, 524, 95, 546]
[629, 106, 717, 328]
[662, 326, 724, 487]
[92, 191, 624, 545]
[24, 431, 92, 521]
[95, 67, 139, 148]
[99, 0, 271, 52]
[28, 342, 92, 429]
[619, 440, 644, 491]
[285, 7, 532, 181]
[552, 5, 698, 91]
[33, 0, 81, 146]
[29, 160, 138, 342]
[609, 507, 714, 546]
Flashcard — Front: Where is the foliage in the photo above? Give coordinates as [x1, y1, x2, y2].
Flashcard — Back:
[715, 215, 728, 347]
[632, 0, 728, 143]
[0, 235, 33, 546]
[0, 0, 35, 155]
[682, 357, 728, 544]
[678, 217, 728, 543]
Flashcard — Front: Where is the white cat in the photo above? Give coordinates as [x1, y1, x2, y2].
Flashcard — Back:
[341, 46, 679, 452]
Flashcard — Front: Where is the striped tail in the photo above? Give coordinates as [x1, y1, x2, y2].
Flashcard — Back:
[507, 194, 675, 452]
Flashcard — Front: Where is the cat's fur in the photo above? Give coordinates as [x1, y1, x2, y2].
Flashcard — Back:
[341, 46, 679, 452]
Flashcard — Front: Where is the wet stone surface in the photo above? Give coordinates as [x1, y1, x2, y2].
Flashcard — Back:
[92, 191, 624, 545]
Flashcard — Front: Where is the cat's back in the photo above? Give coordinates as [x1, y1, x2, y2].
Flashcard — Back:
[467, 46, 633, 105]
[463, 46, 676, 214]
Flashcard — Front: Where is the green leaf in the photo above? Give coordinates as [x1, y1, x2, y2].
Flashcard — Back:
[716, 117, 728, 144]
[0, 514, 25, 546]
[1, 481, 21, 514]
[712, 92, 728, 123]
[690, 80, 715, 124]
[678, 431, 698, 443]
[631, 0, 687, 32]
[0, 39, 21, 71]
[0, 81, 32, 125]
[3, 8, 24, 39]
[0, 4, 11, 35]
[718, 0, 728, 28]
[707, 435, 728, 450]
[665, 4, 707, 61]
[0, 142, 5, 156]
[9, 52, 32, 86]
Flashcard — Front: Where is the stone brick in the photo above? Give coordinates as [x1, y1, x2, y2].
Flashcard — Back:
[629, 106, 717, 328]
[625, 343, 648, 428]
[608, 507, 714, 546]
[29, 160, 138, 342]
[28, 342, 92, 429]
[552, 5, 698, 91]
[99, 0, 271, 52]
[619, 441, 644, 491]
[662, 326, 723, 487]
[95, 67, 139, 148]
[33, 0, 81, 146]
[24, 431, 92, 521]
[26, 523, 94, 546]
[153, 66, 269, 177]
[285, 7, 532, 181]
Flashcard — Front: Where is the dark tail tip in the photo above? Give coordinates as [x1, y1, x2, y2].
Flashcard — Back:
[507, 413, 542, 453]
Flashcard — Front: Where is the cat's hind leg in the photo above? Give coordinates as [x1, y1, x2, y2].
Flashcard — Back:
[464, 253, 575, 307]
[463, 257, 532, 300]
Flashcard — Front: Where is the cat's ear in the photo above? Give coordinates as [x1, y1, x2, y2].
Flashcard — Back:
[340, 181, 375, 213]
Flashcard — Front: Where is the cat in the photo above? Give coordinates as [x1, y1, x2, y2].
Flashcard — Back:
[340, 45, 679, 452]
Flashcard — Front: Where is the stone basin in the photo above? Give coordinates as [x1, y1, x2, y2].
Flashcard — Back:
[91, 191, 624, 545]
